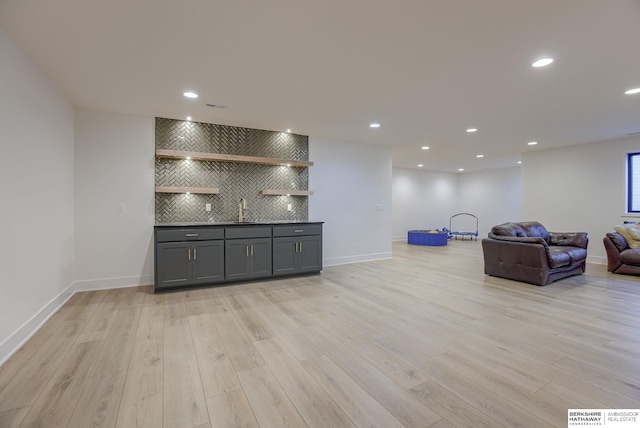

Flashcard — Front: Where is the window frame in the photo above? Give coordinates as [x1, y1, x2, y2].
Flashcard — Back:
[627, 151, 640, 213]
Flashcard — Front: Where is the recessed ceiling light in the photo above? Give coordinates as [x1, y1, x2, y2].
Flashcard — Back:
[528, 141, 538, 146]
[625, 87, 640, 95]
[186, 157, 191, 160]
[186, 116, 192, 121]
[466, 128, 477, 133]
[286, 129, 292, 133]
[458, 168, 464, 172]
[532, 58, 553, 68]
[417, 164, 424, 167]
[183, 91, 198, 98]
[476, 154, 484, 158]
[421, 146, 430, 150]
[517, 161, 522, 164]
[369, 123, 381, 128]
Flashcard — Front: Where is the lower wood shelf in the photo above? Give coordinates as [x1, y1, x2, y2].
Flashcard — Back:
[261, 189, 314, 196]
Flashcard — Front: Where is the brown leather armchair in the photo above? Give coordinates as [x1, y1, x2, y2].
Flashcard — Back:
[603, 232, 640, 275]
[482, 221, 588, 286]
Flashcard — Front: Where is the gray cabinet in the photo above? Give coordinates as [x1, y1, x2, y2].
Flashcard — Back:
[225, 226, 272, 281]
[155, 228, 225, 290]
[225, 238, 272, 280]
[273, 224, 322, 276]
[154, 222, 322, 291]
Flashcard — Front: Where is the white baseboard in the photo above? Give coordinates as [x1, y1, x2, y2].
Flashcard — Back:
[324, 252, 392, 267]
[0, 274, 151, 366]
[0, 281, 76, 366]
[73, 274, 153, 292]
[587, 255, 606, 265]
[392, 235, 406, 241]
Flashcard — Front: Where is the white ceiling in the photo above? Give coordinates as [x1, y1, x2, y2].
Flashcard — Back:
[1, 0, 639, 172]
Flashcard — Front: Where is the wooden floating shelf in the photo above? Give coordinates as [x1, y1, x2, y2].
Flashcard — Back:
[156, 149, 313, 167]
[261, 189, 314, 196]
[155, 186, 220, 195]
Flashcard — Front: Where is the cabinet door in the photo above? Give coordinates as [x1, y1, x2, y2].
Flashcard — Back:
[249, 238, 272, 278]
[273, 237, 297, 276]
[192, 240, 225, 284]
[297, 236, 322, 273]
[225, 240, 250, 280]
[156, 242, 191, 288]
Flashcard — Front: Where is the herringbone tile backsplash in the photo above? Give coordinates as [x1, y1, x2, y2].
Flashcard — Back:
[155, 118, 310, 223]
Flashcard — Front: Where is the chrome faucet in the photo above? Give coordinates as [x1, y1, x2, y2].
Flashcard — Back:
[238, 198, 247, 222]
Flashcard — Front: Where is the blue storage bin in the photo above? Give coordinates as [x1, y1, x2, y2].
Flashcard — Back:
[408, 230, 448, 246]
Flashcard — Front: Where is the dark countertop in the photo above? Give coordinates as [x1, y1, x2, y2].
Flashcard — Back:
[155, 220, 323, 228]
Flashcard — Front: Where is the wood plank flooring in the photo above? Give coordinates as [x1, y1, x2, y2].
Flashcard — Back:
[1, 240, 639, 427]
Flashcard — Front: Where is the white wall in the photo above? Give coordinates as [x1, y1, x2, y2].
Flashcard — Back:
[392, 168, 457, 240]
[0, 26, 75, 363]
[309, 139, 392, 265]
[392, 167, 521, 240]
[74, 108, 155, 289]
[457, 167, 521, 237]
[522, 136, 640, 264]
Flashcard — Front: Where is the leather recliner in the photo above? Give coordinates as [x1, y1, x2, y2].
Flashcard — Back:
[482, 221, 588, 286]
[603, 232, 640, 275]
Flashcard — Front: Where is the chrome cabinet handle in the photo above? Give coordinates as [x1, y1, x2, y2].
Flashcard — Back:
[295, 242, 299, 252]
[300, 242, 302, 252]
[194, 248, 197, 260]
[294, 229, 303, 233]
[251, 245, 254, 256]
[186, 233, 198, 237]
[246, 245, 249, 256]
[188, 249, 191, 260]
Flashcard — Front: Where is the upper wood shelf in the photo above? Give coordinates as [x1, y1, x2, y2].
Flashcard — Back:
[156, 149, 313, 167]
[155, 186, 220, 194]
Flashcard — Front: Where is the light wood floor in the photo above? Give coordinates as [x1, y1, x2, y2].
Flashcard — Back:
[1, 241, 639, 428]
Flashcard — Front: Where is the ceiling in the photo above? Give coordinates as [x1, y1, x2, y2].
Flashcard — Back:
[1, 0, 639, 172]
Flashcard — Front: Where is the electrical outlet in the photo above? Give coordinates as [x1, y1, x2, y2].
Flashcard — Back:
[205, 203, 211, 212]
[287, 204, 292, 211]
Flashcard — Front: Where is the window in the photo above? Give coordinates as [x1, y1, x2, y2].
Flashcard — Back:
[627, 152, 640, 212]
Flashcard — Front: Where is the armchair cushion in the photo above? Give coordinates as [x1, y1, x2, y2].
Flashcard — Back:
[607, 232, 629, 252]
[547, 247, 571, 268]
[549, 232, 589, 248]
[620, 249, 640, 265]
[490, 222, 527, 238]
[614, 224, 640, 249]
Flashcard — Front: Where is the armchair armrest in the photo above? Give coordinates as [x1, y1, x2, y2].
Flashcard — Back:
[548, 232, 588, 249]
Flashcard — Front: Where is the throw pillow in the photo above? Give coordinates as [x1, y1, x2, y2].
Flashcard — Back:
[614, 224, 640, 249]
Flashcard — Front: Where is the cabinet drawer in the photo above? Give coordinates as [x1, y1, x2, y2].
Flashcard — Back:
[273, 224, 322, 237]
[225, 226, 272, 239]
[156, 228, 224, 242]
